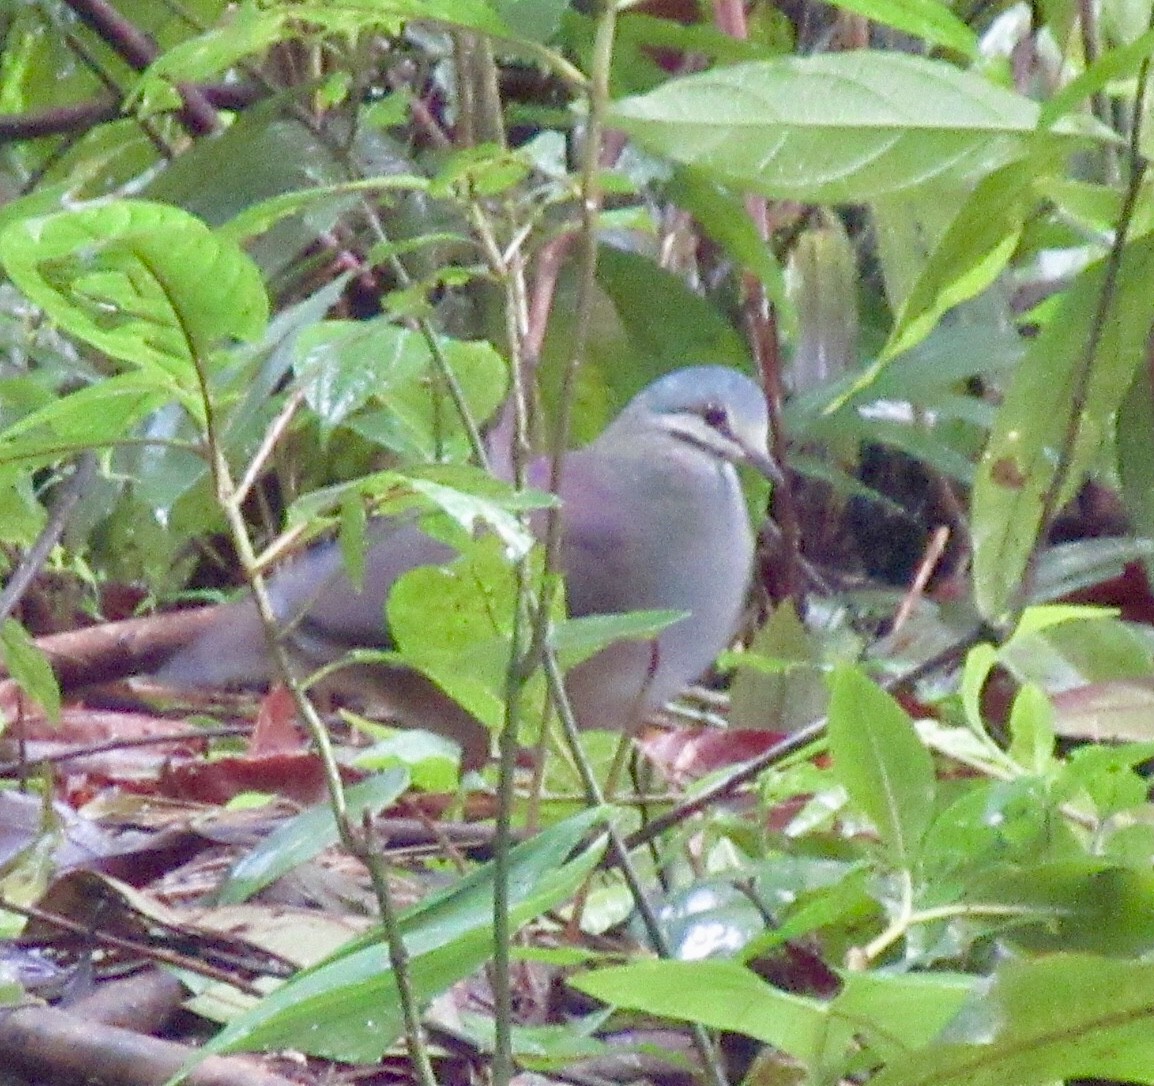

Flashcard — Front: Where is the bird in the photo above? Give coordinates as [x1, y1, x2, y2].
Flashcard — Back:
[155, 366, 777, 768]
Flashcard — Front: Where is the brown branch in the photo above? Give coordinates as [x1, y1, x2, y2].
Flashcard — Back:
[0, 1001, 298, 1086]
[60, 0, 222, 135]
[0, 82, 261, 140]
[0, 606, 223, 697]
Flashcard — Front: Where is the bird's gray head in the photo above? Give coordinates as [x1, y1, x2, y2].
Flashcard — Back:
[611, 366, 780, 482]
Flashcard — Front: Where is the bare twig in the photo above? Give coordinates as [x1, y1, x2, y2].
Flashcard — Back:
[0, 1001, 297, 1086]
[0, 82, 260, 139]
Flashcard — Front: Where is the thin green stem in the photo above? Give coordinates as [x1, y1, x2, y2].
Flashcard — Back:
[360, 811, 440, 1086]
[859, 900, 1052, 964]
[541, 652, 733, 1086]
[186, 348, 438, 1084]
[1017, 44, 1153, 618]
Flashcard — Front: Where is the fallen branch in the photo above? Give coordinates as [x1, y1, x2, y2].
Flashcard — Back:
[0, 1000, 299, 1086]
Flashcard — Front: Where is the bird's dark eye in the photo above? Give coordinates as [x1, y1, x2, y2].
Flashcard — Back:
[702, 402, 728, 429]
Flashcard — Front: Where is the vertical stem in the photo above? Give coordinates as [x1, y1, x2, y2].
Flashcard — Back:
[1016, 49, 1153, 616]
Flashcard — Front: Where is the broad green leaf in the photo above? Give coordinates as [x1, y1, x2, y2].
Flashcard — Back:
[202, 807, 610, 1062]
[340, 335, 509, 462]
[1008, 603, 1114, 642]
[217, 769, 410, 905]
[574, 961, 975, 1075]
[0, 471, 45, 547]
[389, 536, 539, 732]
[494, 0, 568, 44]
[286, 465, 550, 557]
[295, 318, 433, 436]
[610, 52, 1116, 204]
[594, 246, 749, 369]
[872, 955, 1154, 1086]
[1006, 682, 1055, 773]
[0, 201, 267, 409]
[971, 234, 1154, 620]
[134, 2, 514, 111]
[572, 960, 834, 1059]
[728, 601, 829, 733]
[824, 0, 978, 55]
[1058, 741, 1154, 812]
[827, 666, 935, 867]
[871, 182, 965, 323]
[0, 374, 173, 467]
[966, 860, 1154, 956]
[407, 474, 541, 557]
[131, 7, 298, 100]
[0, 619, 59, 725]
[831, 971, 975, 1062]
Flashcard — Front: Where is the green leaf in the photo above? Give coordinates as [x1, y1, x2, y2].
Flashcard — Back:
[872, 955, 1154, 1086]
[827, 666, 935, 867]
[668, 169, 786, 307]
[550, 610, 686, 667]
[0, 201, 268, 410]
[0, 373, 174, 468]
[967, 860, 1154, 956]
[1006, 683, 1055, 773]
[336, 332, 509, 462]
[286, 465, 550, 558]
[572, 960, 835, 1060]
[133, 2, 513, 112]
[204, 807, 610, 1062]
[406, 474, 537, 558]
[594, 246, 749, 368]
[609, 52, 1116, 203]
[728, 601, 829, 733]
[295, 318, 432, 436]
[131, 7, 299, 100]
[786, 216, 861, 387]
[1058, 741, 1154, 814]
[882, 160, 1037, 361]
[831, 971, 975, 1062]
[971, 234, 1154, 620]
[0, 619, 60, 724]
[824, 0, 978, 55]
[1040, 27, 1154, 127]
[217, 769, 410, 905]
[389, 536, 542, 732]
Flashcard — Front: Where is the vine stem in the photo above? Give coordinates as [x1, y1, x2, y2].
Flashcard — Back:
[1016, 47, 1153, 618]
[187, 347, 439, 1086]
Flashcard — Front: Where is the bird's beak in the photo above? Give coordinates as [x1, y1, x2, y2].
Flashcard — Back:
[740, 441, 785, 486]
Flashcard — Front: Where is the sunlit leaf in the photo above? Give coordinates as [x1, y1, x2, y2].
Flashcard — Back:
[611, 52, 1115, 203]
